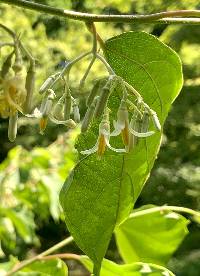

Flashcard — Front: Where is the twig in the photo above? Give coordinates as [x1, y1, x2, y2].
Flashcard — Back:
[79, 23, 98, 87]
[50, 51, 92, 88]
[40, 253, 80, 261]
[1, 0, 200, 24]
[128, 205, 200, 220]
[6, 236, 74, 276]
[96, 53, 115, 75]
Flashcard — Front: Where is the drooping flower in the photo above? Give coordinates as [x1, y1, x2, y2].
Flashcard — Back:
[8, 111, 18, 142]
[3, 73, 26, 114]
[27, 89, 76, 130]
[72, 99, 80, 123]
[129, 110, 155, 137]
[111, 100, 156, 152]
[30, 89, 55, 134]
[81, 109, 126, 156]
[111, 99, 130, 147]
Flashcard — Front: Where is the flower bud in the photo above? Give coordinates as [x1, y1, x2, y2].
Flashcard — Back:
[1, 51, 14, 78]
[141, 111, 150, 133]
[24, 63, 35, 114]
[39, 73, 59, 94]
[8, 111, 18, 142]
[64, 87, 72, 120]
[39, 89, 55, 134]
[128, 112, 142, 151]
[12, 40, 23, 73]
[81, 96, 99, 133]
[40, 89, 55, 117]
[94, 77, 115, 118]
[52, 101, 64, 120]
[86, 78, 106, 107]
[73, 100, 80, 123]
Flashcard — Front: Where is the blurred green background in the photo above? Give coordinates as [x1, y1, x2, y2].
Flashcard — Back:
[0, 0, 200, 275]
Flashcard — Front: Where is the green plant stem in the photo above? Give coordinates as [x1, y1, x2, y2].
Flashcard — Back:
[51, 51, 92, 88]
[0, 42, 13, 47]
[123, 79, 143, 99]
[96, 54, 115, 75]
[40, 253, 80, 261]
[79, 23, 98, 87]
[79, 56, 96, 87]
[129, 205, 200, 219]
[2, 0, 200, 24]
[86, 22, 98, 54]
[5, 236, 74, 276]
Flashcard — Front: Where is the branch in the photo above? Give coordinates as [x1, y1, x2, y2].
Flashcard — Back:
[2, 0, 200, 24]
[6, 236, 74, 276]
[40, 253, 80, 261]
[129, 205, 200, 219]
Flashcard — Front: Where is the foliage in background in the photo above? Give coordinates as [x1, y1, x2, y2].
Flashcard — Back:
[0, 0, 200, 275]
[0, 131, 76, 259]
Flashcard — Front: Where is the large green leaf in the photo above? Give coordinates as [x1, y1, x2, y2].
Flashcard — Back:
[115, 205, 189, 265]
[0, 258, 68, 276]
[60, 31, 183, 275]
[16, 259, 67, 276]
[80, 256, 175, 276]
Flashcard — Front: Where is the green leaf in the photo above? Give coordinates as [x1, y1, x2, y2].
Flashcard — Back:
[41, 174, 63, 220]
[80, 256, 175, 276]
[115, 205, 189, 266]
[0, 259, 67, 276]
[0, 256, 18, 276]
[16, 259, 68, 276]
[60, 31, 183, 275]
[1, 208, 37, 244]
[0, 217, 16, 252]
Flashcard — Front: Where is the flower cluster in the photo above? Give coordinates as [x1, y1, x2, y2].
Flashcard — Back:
[81, 76, 161, 156]
[0, 24, 77, 141]
[0, 24, 161, 151]
[0, 26, 29, 141]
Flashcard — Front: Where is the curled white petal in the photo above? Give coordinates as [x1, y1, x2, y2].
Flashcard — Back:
[113, 119, 124, 130]
[152, 113, 161, 131]
[105, 137, 126, 153]
[80, 143, 98, 155]
[111, 120, 124, 136]
[100, 129, 110, 137]
[130, 128, 155, 137]
[110, 128, 122, 136]
[25, 108, 42, 118]
[34, 108, 43, 117]
[49, 115, 76, 128]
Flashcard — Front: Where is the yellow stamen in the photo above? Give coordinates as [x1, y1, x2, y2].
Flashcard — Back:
[121, 121, 129, 146]
[97, 134, 106, 156]
[39, 117, 48, 134]
[5, 86, 23, 113]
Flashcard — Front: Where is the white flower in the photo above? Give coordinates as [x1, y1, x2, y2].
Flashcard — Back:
[3, 73, 26, 114]
[129, 127, 155, 137]
[111, 99, 130, 147]
[81, 110, 126, 156]
[129, 111, 155, 138]
[111, 100, 155, 152]
[32, 107, 42, 118]
[26, 89, 55, 134]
